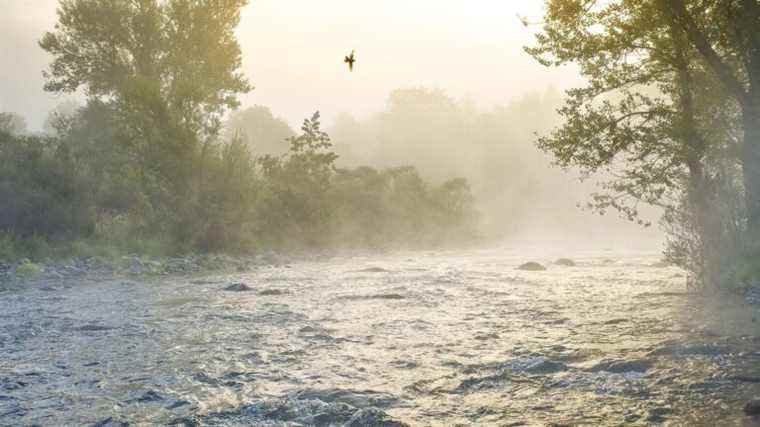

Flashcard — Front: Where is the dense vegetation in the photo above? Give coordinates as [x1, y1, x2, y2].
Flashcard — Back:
[529, 0, 760, 291]
[0, 0, 477, 263]
[0, 107, 477, 262]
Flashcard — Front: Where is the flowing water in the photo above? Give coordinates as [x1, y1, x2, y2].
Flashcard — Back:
[1, 247, 760, 426]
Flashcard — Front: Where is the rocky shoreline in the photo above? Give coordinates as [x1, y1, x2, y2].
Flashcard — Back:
[5, 255, 760, 308]
[0, 252, 297, 289]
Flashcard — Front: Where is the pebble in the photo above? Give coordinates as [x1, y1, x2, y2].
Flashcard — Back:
[223, 282, 254, 292]
[745, 399, 760, 416]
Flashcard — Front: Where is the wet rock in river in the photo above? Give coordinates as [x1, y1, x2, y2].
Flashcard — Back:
[517, 262, 547, 271]
[455, 371, 510, 393]
[167, 416, 199, 426]
[645, 406, 673, 423]
[259, 288, 287, 296]
[555, 258, 576, 267]
[294, 388, 399, 408]
[197, 389, 406, 426]
[134, 389, 164, 403]
[525, 359, 567, 374]
[347, 407, 408, 426]
[731, 375, 760, 383]
[1, 378, 28, 391]
[745, 399, 760, 415]
[91, 417, 129, 427]
[166, 399, 191, 410]
[192, 372, 223, 386]
[74, 324, 115, 332]
[745, 287, 760, 305]
[366, 293, 405, 300]
[456, 357, 566, 393]
[223, 282, 253, 292]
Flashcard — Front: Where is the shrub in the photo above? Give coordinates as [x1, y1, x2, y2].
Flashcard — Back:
[16, 261, 42, 279]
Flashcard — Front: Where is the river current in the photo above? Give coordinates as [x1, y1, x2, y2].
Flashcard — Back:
[1, 247, 759, 426]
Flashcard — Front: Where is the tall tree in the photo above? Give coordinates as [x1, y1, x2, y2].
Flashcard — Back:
[40, 0, 251, 195]
[660, 0, 760, 241]
[527, 0, 739, 287]
[40, 0, 251, 237]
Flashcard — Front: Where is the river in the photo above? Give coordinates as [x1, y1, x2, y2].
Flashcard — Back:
[1, 247, 759, 426]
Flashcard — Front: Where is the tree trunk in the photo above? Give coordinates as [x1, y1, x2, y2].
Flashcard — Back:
[742, 0, 760, 242]
[669, 22, 720, 289]
[743, 108, 760, 243]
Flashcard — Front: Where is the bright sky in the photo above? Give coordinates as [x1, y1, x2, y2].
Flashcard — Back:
[1, 1, 580, 129]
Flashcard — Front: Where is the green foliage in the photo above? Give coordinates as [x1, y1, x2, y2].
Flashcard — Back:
[329, 168, 478, 249]
[663, 166, 746, 290]
[0, 107, 478, 262]
[529, 0, 751, 290]
[0, 129, 95, 240]
[16, 261, 42, 279]
[0, 233, 19, 263]
[255, 112, 478, 250]
[257, 112, 339, 248]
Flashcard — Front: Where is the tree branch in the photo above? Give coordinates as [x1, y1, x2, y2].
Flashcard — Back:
[666, 0, 751, 107]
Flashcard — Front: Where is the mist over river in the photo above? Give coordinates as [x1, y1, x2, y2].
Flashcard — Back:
[2, 247, 760, 426]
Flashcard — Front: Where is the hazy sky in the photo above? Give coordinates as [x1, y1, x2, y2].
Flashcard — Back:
[1, 1, 580, 129]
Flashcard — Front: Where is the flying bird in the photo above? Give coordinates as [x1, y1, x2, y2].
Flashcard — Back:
[344, 50, 356, 72]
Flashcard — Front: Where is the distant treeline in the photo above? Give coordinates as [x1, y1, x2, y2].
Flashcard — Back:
[227, 87, 654, 245]
[0, 107, 477, 261]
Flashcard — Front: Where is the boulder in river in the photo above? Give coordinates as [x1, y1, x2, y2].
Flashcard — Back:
[91, 417, 129, 427]
[525, 359, 566, 374]
[347, 407, 408, 426]
[259, 288, 287, 296]
[745, 286, 760, 305]
[135, 390, 164, 403]
[517, 262, 547, 271]
[646, 406, 673, 423]
[745, 399, 760, 416]
[555, 258, 576, 267]
[223, 282, 254, 292]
